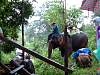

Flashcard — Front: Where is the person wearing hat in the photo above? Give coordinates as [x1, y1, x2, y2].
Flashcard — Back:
[48, 22, 60, 41]
[51, 23, 59, 33]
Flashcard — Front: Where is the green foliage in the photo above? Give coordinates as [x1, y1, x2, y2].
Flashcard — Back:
[34, 59, 64, 75]
[43, 2, 64, 30]
[2, 42, 15, 53]
[25, 34, 65, 75]
[26, 35, 48, 54]
[1, 24, 99, 74]
[66, 7, 82, 28]
[0, 1, 98, 74]
[25, 30, 98, 75]
[0, 51, 15, 63]
[43, 2, 82, 31]
[24, 25, 98, 75]
[0, 0, 33, 53]
[70, 65, 97, 75]
[82, 25, 96, 50]
[0, 0, 33, 38]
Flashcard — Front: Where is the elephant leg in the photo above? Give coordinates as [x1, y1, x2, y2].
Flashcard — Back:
[60, 48, 65, 57]
[48, 41, 53, 58]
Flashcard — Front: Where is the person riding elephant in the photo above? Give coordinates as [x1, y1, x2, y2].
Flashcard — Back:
[48, 23, 60, 41]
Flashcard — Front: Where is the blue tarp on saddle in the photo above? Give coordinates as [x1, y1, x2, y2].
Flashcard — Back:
[72, 48, 91, 59]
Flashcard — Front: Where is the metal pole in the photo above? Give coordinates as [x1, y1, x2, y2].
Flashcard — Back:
[22, 0, 24, 60]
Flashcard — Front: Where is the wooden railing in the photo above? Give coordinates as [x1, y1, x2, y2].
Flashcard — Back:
[0, 61, 34, 75]
[0, 35, 72, 75]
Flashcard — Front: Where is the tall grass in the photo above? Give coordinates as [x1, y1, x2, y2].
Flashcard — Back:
[1, 51, 15, 64]
[83, 25, 96, 50]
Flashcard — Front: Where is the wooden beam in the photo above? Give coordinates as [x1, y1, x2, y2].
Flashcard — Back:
[0, 35, 72, 73]
[21, 0, 25, 60]
[0, 62, 11, 73]
[10, 60, 33, 75]
[10, 65, 24, 74]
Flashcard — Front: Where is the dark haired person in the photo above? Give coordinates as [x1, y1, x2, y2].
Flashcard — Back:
[48, 23, 60, 41]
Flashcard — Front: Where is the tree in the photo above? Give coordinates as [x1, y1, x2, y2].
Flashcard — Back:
[66, 7, 82, 28]
[43, 1, 64, 31]
[0, 0, 33, 39]
[43, 1, 82, 31]
[0, 0, 34, 53]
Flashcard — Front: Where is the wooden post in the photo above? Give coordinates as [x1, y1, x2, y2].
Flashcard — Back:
[64, 53, 68, 75]
[64, 26, 69, 75]
[63, 0, 68, 75]
[22, 0, 25, 60]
